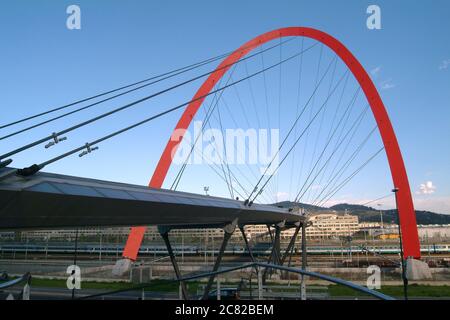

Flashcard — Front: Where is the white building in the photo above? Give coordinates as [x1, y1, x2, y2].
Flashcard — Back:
[305, 212, 359, 239]
[14, 212, 361, 242]
[418, 224, 450, 240]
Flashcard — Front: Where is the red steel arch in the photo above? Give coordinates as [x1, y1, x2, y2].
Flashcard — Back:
[123, 27, 421, 260]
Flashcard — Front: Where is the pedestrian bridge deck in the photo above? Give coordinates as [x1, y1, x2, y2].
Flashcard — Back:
[0, 168, 304, 230]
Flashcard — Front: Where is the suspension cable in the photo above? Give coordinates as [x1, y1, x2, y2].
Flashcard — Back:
[293, 87, 362, 203]
[0, 38, 294, 131]
[9, 41, 315, 178]
[359, 193, 393, 207]
[248, 66, 348, 205]
[0, 38, 303, 163]
[244, 54, 338, 203]
[305, 102, 368, 204]
[294, 103, 369, 203]
[316, 146, 385, 207]
[306, 72, 353, 202]
[288, 37, 305, 200]
[311, 126, 378, 206]
[304, 53, 338, 201]
[171, 67, 236, 195]
[295, 44, 323, 201]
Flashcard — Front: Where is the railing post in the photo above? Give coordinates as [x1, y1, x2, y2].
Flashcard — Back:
[300, 222, 307, 300]
[257, 266, 263, 300]
[217, 277, 221, 300]
[22, 283, 30, 300]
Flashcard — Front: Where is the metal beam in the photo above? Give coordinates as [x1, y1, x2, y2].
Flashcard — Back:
[240, 226, 256, 263]
[178, 262, 395, 301]
[0, 169, 305, 230]
[202, 219, 238, 299]
[79, 262, 395, 301]
[263, 221, 285, 284]
[280, 222, 301, 265]
[159, 227, 188, 300]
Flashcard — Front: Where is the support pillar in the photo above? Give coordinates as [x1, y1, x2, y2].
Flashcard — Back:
[240, 226, 259, 278]
[280, 222, 301, 280]
[263, 221, 285, 284]
[280, 222, 301, 265]
[240, 226, 256, 263]
[202, 219, 238, 300]
[159, 226, 188, 300]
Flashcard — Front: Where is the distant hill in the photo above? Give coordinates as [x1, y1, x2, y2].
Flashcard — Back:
[275, 201, 327, 212]
[274, 201, 450, 225]
[329, 203, 375, 212]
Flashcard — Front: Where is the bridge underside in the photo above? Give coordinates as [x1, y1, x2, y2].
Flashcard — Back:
[0, 168, 304, 230]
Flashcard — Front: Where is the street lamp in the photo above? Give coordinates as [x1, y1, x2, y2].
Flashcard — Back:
[377, 203, 384, 240]
[204, 186, 209, 196]
[392, 187, 408, 300]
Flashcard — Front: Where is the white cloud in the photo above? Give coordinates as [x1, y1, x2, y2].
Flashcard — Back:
[416, 181, 436, 195]
[439, 59, 450, 70]
[371, 66, 381, 77]
[380, 79, 396, 90]
[412, 196, 450, 214]
[275, 191, 290, 202]
[370, 66, 396, 90]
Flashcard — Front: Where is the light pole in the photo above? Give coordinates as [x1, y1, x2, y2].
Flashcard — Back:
[204, 186, 209, 196]
[377, 203, 384, 228]
[45, 236, 49, 260]
[378, 203, 384, 241]
[25, 236, 28, 261]
[392, 187, 408, 300]
[181, 233, 184, 264]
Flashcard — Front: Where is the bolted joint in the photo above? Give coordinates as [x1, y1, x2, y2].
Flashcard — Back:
[16, 164, 42, 177]
[157, 225, 172, 236]
[45, 132, 67, 149]
[223, 218, 239, 235]
[275, 220, 286, 229]
[79, 143, 99, 158]
[0, 158, 13, 169]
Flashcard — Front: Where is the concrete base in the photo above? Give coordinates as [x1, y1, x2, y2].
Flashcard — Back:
[406, 258, 432, 280]
[112, 258, 132, 277]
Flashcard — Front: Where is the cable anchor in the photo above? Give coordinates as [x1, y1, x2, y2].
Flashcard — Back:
[45, 132, 67, 149]
[0, 158, 13, 169]
[78, 143, 99, 158]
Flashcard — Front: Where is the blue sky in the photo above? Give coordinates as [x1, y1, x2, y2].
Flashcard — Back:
[0, 0, 449, 213]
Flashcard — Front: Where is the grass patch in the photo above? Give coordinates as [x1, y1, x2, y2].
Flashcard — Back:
[30, 278, 135, 291]
[2, 277, 202, 294]
[328, 283, 450, 298]
[5, 277, 450, 298]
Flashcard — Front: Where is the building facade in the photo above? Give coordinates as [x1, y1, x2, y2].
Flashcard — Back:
[10, 211, 361, 242]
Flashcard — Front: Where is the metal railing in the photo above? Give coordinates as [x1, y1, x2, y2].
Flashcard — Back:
[0, 272, 32, 300]
[77, 263, 394, 300]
